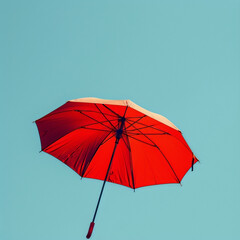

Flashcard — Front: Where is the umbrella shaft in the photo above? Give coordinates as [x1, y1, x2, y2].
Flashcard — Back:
[92, 138, 119, 222]
[92, 117, 126, 223]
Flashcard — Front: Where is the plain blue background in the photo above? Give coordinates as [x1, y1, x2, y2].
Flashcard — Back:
[1, 0, 240, 239]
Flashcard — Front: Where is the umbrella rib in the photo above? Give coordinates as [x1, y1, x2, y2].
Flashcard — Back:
[126, 119, 167, 133]
[123, 105, 129, 117]
[167, 133, 193, 154]
[95, 104, 117, 130]
[122, 116, 130, 149]
[124, 133, 136, 190]
[125, 116, 144, 119]
[120, 135, 131, 152]
[121, 106, 136, 189]
[125, 115, 146, 130]
[154, 145, 181, 184]
[127, 124, 156, 132]
[123, 133, 156, 147]
[79, 119, 117, 128]
[127, 132, 170, 136]
[76, 110, 114, 131]
[81, 131, 114, 177]
[102, 104, 121, 117]
[81, 127, 114, 132]
[42, 125, 112, 152]
[43, 141, 66, 153]
[125, 123, 181, 184]
[80, 110, 116, 118]
[100, 132, 116, 145]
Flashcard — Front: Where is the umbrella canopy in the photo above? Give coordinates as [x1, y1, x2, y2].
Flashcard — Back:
[35, 97, 198, 238]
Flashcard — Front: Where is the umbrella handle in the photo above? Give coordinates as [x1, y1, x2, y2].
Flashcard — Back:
[86, 222, 95, 239]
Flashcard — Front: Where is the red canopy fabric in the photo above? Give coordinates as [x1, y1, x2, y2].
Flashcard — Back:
[36, 98, 198, 189]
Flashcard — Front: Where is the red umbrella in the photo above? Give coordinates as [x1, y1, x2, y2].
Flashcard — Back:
[35, 97, 198, 238]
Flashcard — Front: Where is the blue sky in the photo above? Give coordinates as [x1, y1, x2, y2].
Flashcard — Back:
[1, 1, 240, 239]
